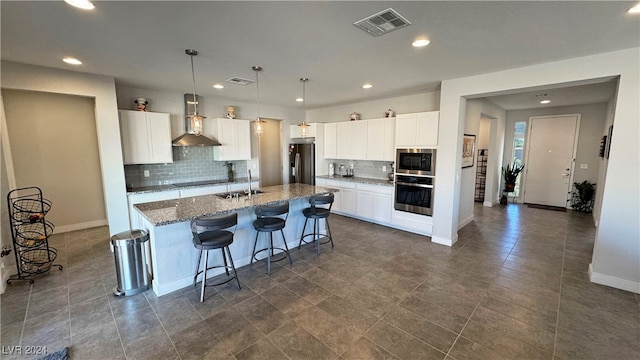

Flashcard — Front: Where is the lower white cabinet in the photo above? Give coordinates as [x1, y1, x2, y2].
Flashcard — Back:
[323, 179, 392, 224]
[356, 183, 392, 223]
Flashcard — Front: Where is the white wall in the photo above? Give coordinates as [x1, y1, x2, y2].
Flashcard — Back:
[307, 91, 440, 123]
[593, 97, 616, 226]
[458, 99, 506, 229]
[439, 48, 639, 293]
[1, 61, 129, 236]
[116, 85, 302, 184]
[1, 98, 13, 292]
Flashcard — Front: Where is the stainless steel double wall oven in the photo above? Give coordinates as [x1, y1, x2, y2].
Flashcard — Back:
[394, 149, 436, 216]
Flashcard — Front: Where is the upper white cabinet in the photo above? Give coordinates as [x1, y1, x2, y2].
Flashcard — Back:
[395, 111, 439, 148]
[366, 118, 395, 161]
[324, 123, 337, 159]
[324, 118, 394, 161]
[336, 122, 367, 160]
[206, 118, 251, 161]
[290, 123, 318, 138]
[119, 110, 173, 164]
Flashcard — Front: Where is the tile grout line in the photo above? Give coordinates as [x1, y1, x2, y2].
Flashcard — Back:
[445, 217, 528, 359]
[17, 284, 34, 350]
[143, 292, 183, 360]
[551, 226, 569, 359]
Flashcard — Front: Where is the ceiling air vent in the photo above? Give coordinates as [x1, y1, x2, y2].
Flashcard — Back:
[226, 77, 255, 86]
[354, 8, 411, 37]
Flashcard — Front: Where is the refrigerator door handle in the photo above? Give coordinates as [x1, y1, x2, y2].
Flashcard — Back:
[294, 153, 301, 183]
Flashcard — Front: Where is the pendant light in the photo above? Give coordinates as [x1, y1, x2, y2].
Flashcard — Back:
[252, 66, 266, 136]
[298, 77, 310, 137]
[186, 49, 205, 135]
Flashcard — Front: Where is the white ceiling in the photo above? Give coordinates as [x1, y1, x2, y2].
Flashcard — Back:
[1, 1, 638, 109]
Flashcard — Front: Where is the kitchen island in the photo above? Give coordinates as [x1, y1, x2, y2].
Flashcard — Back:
[133, 183, 336, 296]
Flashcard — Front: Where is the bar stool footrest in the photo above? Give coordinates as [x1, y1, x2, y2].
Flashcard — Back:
[300, 233, 332, 247]
[252, 247, 290, 263]
[194, 265, 238, 287]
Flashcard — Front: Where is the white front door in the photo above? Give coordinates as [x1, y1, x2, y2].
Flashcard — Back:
[523, 115, 580, 208]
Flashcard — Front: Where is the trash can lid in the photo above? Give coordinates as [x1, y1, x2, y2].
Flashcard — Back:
[111, 229, 149, 244]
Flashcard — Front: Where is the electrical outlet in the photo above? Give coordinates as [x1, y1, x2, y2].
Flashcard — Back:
[382, 165, 387, 172]
[144, 170, 150, 177]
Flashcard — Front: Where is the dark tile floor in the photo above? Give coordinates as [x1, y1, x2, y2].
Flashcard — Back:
[2, 204, 639, 359]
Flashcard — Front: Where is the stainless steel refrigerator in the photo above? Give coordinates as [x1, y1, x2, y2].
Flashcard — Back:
[289, 143, 315, 185]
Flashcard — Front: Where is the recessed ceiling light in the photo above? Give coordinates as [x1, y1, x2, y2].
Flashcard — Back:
[628, 4, 640, 13]
[362, 83, 373, 89]
[62, 57, 82, 65]
[412, 38, 430, 47]
[64, 0, 95, 10]
[296, 97, 304, 102]
[540, 99, 551, 104]
[213, 84, 224, 89]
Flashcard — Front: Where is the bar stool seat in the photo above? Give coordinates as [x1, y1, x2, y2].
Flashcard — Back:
[299, 193, 334, 255]
[192, 213, 241, 302]
[251, 201, 292, 275]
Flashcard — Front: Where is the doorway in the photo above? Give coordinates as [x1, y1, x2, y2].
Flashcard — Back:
[523, 114, 580, 208]
[258, 118, 283, 187]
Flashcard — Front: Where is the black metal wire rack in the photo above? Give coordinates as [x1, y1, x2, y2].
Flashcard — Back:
[6, 187, 63, 284]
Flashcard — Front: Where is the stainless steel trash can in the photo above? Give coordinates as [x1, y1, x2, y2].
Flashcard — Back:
[111, 229, 150, 296]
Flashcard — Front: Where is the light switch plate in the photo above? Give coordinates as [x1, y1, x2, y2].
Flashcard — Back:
[580, 164, 588, 169]
[144, 170, 150, 177]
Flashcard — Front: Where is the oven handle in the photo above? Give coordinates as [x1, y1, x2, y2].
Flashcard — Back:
[396, 182, 434, 189]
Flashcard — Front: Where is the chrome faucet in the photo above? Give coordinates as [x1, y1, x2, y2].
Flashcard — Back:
[247, 169, 252, 198]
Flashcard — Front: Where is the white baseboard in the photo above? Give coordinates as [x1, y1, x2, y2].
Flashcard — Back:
[53, 219, 108, 234]
[483, 200, 495, 207]
[431, 233, 457, 247]
[458, 215, 474, 230]
[589, 263, 640, 294]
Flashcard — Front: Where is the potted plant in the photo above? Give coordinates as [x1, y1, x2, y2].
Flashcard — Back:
[502, 162, 525, 192]
[571, 180, 595, 213]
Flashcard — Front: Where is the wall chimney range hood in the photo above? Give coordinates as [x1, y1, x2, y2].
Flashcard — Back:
[172, 94, 221, 147]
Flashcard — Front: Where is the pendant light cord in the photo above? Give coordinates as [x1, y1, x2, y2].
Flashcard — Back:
[190, 54, 198, 115]
[256, 70, 260, 120]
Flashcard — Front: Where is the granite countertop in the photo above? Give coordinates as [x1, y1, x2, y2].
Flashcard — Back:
[317, 175, 394, 187]
[127, 177, 256, 194]
[134, 183, 338, 226]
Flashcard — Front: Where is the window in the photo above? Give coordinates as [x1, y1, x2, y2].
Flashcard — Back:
[512, 121, 526, 196]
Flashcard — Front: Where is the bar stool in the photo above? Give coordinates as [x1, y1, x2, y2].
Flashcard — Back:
[299, 193, 334, 255]
[192, 213, 241, 302]
[251, 201, 293, 275]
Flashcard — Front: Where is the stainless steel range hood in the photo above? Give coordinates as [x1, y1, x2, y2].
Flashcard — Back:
[172, 94, 221, 147]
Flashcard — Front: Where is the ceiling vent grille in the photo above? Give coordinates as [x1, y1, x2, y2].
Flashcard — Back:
[226, 77, 255, 86]
[354, 8, 411, 37]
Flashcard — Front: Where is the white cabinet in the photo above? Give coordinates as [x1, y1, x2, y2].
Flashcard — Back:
[325, 179, 356, 215]
[204, 118, 251, 161]
[119, 110, 173, 164]
[395, 111, 439, 148]
[324, 123, 337, 159]
[324, 119, 394, 161]
[366, 118, 396, 161]
[290, 123, 318, 138]
[356, 183, 392, 224]
[336, 121, 367, 160]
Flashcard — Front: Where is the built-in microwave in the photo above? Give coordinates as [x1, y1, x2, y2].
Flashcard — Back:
[396, 149, 436, 176]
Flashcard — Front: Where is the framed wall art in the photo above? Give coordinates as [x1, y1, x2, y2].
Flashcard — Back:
[462, 134, 476, 168]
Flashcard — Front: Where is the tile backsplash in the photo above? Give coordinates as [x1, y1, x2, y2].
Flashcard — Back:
[125, 147, 247, 187]
[326, 159, 394, 180]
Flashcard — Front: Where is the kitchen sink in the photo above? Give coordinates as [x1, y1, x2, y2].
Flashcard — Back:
[214, 189, 263, 199]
